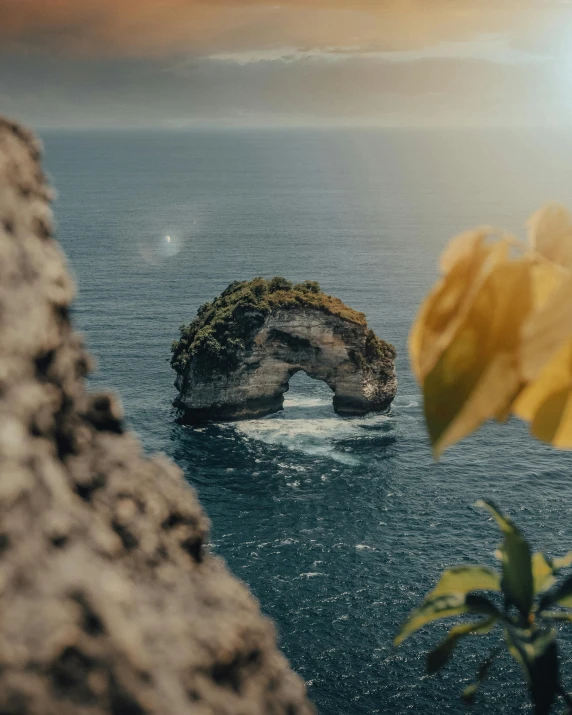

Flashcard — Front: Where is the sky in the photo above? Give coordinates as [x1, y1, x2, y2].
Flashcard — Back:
[2, 0, 572, 128]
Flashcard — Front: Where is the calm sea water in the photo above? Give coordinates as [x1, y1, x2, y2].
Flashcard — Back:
[42, 128, 572, 714]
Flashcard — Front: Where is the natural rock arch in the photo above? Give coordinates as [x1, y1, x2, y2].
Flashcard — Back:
[171, 278, 397, 422]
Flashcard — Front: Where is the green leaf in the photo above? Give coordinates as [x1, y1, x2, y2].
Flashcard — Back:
[476, 499, 516, 534]
[539, 610, 572, 622]
[464, 593, 504, 617]
[427, 617, 497, 675]
[395, 591, 503, 647]
[500, 533, 534, 617]
[504, 625, 559, 715]
[504, 625, 531, 684]
[429, 565, 501, 598]
[476, 500, 533, 617]
[461, 647, 501, 704]
[532, 552, 556, 594]
[394, 594, 468, 646]
[539, 574, 572, 611]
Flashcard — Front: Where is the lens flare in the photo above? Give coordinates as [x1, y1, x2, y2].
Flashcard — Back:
[138, 231, 183, 265]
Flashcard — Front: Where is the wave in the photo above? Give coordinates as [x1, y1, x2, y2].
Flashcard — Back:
[299, 572, 326, 579]
[234, 413, 392, 465]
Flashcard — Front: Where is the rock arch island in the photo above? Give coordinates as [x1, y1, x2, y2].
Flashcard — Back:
[171, 278, 397, 423]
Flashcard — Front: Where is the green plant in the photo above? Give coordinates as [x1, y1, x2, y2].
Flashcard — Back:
[294, 280, 321, 294]
[268, 276, 293, 292]
[395, 500, 572, 714]
[365, 329, 395, 364]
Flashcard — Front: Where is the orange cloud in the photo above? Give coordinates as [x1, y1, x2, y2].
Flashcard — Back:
[0, 0, 566, 57]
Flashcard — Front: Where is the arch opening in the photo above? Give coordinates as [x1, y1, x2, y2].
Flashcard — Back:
[281, 370, 335, 416]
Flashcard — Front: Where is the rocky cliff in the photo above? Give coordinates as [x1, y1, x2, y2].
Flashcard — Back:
[172, 278, 397, 422]
[0, 118, 314, 715]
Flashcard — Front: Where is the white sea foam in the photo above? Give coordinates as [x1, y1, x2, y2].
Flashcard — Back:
[277, 462, 306, 472]
[283, 396, 330, 408]
[237, 417, 353, 439]
[234, 413, 391, 464]
[300, 572, 325, 578]
[393, 394, 420, 410]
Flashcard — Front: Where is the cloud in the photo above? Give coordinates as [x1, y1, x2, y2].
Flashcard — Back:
[1, 0, 568, 58]
[201, 35, 553, 67]
[2, 0, 570, 128]
[2, 42, 569, 129]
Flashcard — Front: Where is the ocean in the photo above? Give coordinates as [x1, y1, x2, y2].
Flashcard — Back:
[42, 127, 572, 714]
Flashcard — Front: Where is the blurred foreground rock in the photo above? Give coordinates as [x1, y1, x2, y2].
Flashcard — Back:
[0, 118, 314, 715]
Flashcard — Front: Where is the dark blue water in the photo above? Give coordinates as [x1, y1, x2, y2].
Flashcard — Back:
[42, 128, 572, 714]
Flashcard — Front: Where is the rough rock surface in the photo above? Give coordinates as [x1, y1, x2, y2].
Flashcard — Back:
[173, 290, 397, 424]
[0, 118, 314, 715]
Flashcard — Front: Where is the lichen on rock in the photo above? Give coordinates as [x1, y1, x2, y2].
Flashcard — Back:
[172, 277, 397, 423]
[0, 118, 314, 715]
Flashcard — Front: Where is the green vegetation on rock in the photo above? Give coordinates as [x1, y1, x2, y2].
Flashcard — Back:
[171, 277, 391, 375]
[365, 329, 396, 364]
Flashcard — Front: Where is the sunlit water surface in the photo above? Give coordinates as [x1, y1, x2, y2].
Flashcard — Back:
[43, 128, 572, 714]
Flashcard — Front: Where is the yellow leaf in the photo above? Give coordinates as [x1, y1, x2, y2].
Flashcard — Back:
[521, 274, 572, 381]
[422, 260, 532, 456]
[410, 233, 510, 383]
[439, 228, 491, 274]
[514, 338, 572, 448]
[410, 203, 572, 455]
[515, 339, 572, 421]
[528, 203, 572, 270]
[529, 261, 567, 310]
[531, 389, 572, 447]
